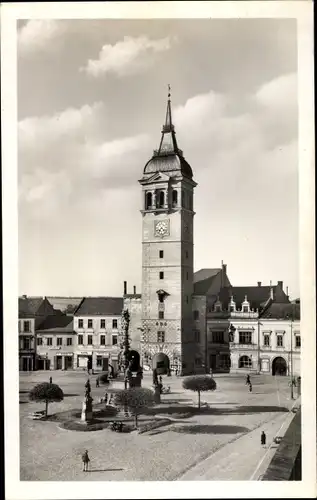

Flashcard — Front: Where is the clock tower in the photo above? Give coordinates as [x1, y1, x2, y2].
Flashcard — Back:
[139, 89, 197, 375]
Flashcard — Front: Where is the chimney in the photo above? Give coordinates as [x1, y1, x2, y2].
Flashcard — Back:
[22, 294, 27, 299]
[123, 281, 127, 295]
[277, 281, 283, 289]
[257, 282, 261, 287]
[133, 285, 136, 295]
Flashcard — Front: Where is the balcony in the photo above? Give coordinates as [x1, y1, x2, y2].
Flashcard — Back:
[229, 343, 258, 350]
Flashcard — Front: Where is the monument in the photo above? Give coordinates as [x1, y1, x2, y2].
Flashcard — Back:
[81, 378, 93, 423]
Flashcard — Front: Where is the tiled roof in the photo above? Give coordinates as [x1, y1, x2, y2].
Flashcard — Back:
[37, 314, 74, 333]
[193, 269, 221, 294]
[19, 296, 44, 316]
[47, 297, 83, 313]
[218, 285, 290, 311]
[260, 302, 300, 320]
[74, 297, 124, 316]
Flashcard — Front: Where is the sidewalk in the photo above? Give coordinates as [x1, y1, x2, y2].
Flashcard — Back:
[178, 402, 299, 481]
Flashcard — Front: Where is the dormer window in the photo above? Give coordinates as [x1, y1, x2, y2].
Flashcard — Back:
[229, 296, 236, 313]
[214, 297, 222, 312]
[146, 192, 152, 210]
[242, 295, 250, 313]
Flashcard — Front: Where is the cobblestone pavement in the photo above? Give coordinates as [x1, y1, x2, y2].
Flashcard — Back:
[19, 371, 298, 481]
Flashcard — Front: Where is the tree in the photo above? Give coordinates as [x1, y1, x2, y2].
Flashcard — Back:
[182, 375, 217, 409]
[113, 387, 155, 428]
[29, 382, 64, 417]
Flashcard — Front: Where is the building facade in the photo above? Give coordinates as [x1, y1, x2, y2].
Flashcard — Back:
[18, 296, 56, 371]
[36, 314, 76, 370]
[73, 297, 123, 372]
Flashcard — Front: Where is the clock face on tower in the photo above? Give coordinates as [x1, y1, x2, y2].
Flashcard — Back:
[154, 219, 170, 237]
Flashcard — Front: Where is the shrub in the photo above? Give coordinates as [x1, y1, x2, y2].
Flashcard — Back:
[99, 373, 109, 385]
[113, 387, 155, 428]
[182, 375, 216, 409]
[29, 382, 64, 417]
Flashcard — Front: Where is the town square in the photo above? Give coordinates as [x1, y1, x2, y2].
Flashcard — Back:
[7, 6, 314, 494]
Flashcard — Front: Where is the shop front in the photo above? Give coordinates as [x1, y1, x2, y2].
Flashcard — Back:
[53, 353, 74, 370]
[76, 352, 93, 370]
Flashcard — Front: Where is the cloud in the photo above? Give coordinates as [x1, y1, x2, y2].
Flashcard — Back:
[81, 35, 175, 77]
[18, 20, 67, 55]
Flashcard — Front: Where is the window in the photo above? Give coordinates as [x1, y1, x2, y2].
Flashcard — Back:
[186, 271, 189, 280]
[159, 250, 164, 258]
[37, 337, 43, 346]
[47, 338, 52, 346]
[182, 191, 185, 207]
[193, 310, 199, 320]
[24, 321, 30, 332]
[112, 335, 118, 345]
[185, 251, 189, 259]
[78, 334, 83, 345]
[194, 330, 200, 343]
[242, 306, 249, 313]
[239, 355, 252, 368]
[159, 271, 164, 279]
[22, 338, 31, 350]
[158, 311, 164, 319]
[215, 305, 222, 312]
[264, 335, 270, 346]
[100, 335, 106, 345]
[277, 335, 283, 347]
[229, 306, 235, 312]
[96, 356, 103, 367]
[67, 338, 72, 346]
[87, 335, 93, 345]
[158, 190, 165, 208]
[158, 294, 164, 303]
[172, 190, 178, 207]
[239, 331, 252, 344]
[295, 336, 301, 348]
[78, 319, 83, 328]
[100, 319, 105, 329]
[112, 319, 118, 329]
[195, 358, 202, 366]
[186, 295, 189, 304]
[212, 331, 224, 344]
[157, 331, 165, 343]
[146, 192, 152, 210]
[57, 337, 63, 346]
[88, 319, 93, 329]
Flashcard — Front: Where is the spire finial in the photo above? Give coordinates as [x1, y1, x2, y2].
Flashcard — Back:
[168, 84, 171, 100]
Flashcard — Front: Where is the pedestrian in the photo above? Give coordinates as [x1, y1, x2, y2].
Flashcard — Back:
[175, 367, 178, 376]
[96, 377, 100, 388]
[159, 375, 163, 384]
[108, 394, 113, 405]
[104, 392, 108, 404]
[49, 376, 52, 384]
[249, 382, 252, 392]
[82, 450, 90, 472]
[246, 374, 250, 385]
[261, 431, 266, 446]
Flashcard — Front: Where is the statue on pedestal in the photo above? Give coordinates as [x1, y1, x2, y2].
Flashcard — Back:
[81, 379, 93, 423]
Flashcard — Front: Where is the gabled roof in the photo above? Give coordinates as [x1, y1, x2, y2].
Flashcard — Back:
[19, 296, 45, 317]
[74, 297, 124, 316]
[260, 302, 300, 320]
[193, 268, 221, 295]
[47, 297, 83, 313]
[218, 285, 290, 311]
[37, 314, 74, 333]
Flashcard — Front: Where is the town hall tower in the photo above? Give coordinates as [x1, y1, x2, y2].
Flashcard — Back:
[139, 89, 197, 375]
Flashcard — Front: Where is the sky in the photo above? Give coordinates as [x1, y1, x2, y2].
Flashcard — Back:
[17, 18, 299, 299]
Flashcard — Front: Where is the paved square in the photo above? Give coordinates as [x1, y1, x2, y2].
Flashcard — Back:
[19, 371, 298, 481]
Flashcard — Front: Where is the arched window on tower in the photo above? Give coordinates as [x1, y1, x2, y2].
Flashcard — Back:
[158, 190, 165, 208]
[172, 190, 178, 207]
[146, 192, 152, 210]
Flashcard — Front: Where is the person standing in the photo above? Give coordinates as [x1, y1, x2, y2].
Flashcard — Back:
[246, 374, 250, 385]
[96, 377, 100, 388]
[82, 450, 90, 472]
[261, 431, 266, 446]
[249, 382, 253, 392]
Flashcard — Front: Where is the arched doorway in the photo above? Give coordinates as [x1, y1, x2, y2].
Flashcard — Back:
[127, 350, 140, 371]
[152, 352, 170, 375]
[272, 357, 287, 376]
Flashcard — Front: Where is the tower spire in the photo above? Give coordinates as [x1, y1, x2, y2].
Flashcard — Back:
[157, 84, 180, 155]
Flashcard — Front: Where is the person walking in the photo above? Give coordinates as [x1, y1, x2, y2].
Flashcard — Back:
[82, 450, 90, 472]
[49, 376, 52, 384]
[249, 382, 253, 392]
[246, 374, 250, 385]
[96, 377, 100, 388]
[261, 431, 266, 446]
[104, 392, 108, 404]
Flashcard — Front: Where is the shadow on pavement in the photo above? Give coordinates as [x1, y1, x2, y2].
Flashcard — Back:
[87, 468, 124, 472]
[144, 404, 289, 417]
[63, 393, 81, 397]
[172, 424, 249, 434]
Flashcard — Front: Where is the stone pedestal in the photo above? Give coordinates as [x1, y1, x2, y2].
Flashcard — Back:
[81, 398, 93, 422]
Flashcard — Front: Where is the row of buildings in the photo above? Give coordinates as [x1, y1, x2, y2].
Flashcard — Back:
[19, 275, 300, 377]
[19, 92, 301, 377]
